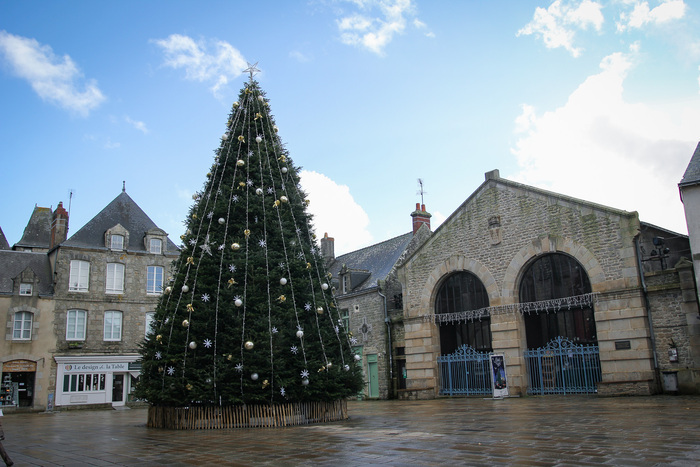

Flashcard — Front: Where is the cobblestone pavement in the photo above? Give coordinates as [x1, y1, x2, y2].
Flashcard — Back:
[1, 396, 699, 466]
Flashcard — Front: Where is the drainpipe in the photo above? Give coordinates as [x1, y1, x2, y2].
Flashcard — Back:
[634, 234, 659, 371]
[377, 286, 394, 395]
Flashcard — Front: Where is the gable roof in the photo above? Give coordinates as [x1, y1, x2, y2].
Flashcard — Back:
[0, 226, 10, 250]
[62, 191, 178, 253]
[0, 250, 53, 295]
[679, 141, 700, 187]
[328, 232, 413, 293]
[14, 205, 52, 249]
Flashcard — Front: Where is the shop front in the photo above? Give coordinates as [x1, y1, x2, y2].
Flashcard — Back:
[54, 355, 140, 408]
[1, 360, 37, 408]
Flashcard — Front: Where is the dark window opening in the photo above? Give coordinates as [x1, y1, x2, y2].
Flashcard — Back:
[435, 272, 492, 353]
[519, 253, 596, 348]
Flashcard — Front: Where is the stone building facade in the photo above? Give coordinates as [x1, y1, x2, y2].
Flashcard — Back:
[323, 204, 431, 399]
[0, 189, 178, 411]
[396, 170, 696, 398]
[49, 189, 179, 408]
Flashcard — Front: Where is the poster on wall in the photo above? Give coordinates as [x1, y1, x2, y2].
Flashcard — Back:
[490, 354, 509, 398]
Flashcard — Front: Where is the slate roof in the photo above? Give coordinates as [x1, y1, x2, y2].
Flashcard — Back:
[62, 191, 179, 253]
[328, 232, 413, 293]
[679, 141, 700, 187]
[0, 250, 53, 295]
[0, 226, 10, 250]
[14, 205, 52, 249]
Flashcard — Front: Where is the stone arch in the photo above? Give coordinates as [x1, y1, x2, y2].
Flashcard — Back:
[419, 254, 499, 317]
[501, 235, 605, 304]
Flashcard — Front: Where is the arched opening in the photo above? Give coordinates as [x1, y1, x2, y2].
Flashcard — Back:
[435, 271, 492, 354]
[519, 253, 596, 349]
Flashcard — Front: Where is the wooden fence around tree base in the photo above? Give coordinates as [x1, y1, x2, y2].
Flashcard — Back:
[147, 399, 348, 429]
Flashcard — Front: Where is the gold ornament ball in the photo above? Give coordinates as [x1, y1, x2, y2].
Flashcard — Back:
[317, 307, 324, 314]
[186, 383, 193, 391]
[165, 286, 172, 294]
[245, 341, 254, 350]
[182, 319, 189, 327]
[237, 159, 245, 167]
[231, 243, 240, 250]
[156, 334, 162, 341]
[280, 196, 288, 203]
[256, 188, 263, 195]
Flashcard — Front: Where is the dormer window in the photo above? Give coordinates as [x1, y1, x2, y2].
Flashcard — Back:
[150, 238, 162, 254]
[111, 234, 124, 250]
[19, 283, 33, 296]
[342, 275, 350, 294]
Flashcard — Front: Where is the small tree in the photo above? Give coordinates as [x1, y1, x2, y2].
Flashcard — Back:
[136, 66, 362, 417]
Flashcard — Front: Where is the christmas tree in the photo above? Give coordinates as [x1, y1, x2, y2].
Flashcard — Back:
[136, 64, 363, 426]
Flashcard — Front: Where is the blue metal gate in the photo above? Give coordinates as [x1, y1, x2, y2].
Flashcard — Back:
[525, 336, 601, 395]
[437, 345, 492, 396]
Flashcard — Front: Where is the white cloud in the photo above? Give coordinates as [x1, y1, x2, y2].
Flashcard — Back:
[0, 30, 105, 115]
[125, 116, 149, 134]
[336, 0, 419, 55]
[299, 170, 372, 255]
[518, 0, 604, 57]
[617, 0, 686, 32]
[511, 46, 700, 234]
[152, 34, 247, 96]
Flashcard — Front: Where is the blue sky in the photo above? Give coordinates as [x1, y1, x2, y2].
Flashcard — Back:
[1, 0, 699, 255]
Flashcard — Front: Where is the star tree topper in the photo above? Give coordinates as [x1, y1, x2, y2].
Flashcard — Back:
[243, 61, 260, 80]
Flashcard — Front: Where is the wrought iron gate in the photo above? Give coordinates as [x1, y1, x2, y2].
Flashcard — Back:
[524, 336, 601, 395]
[437, 345, 492, 396]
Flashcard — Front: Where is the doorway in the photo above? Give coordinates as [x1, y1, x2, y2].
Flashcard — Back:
[112, 374, 125, 406]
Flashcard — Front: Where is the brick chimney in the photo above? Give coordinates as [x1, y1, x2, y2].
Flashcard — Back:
[320, 232, 335, 263]
[411, 203, 431, 235]
[51, 201, 69, 249]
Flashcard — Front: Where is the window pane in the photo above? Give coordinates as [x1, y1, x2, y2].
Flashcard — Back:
[19, 283, 32, 295]
[67, 309, 87, 340]
[147, 266, 164, 293]
[69, 260, 90, 292]
[111, 234, 124, 250]
[150, 238, 162, 254]
[145, 312, 156, 337]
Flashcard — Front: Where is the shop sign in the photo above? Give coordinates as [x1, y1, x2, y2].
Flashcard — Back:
[3, 360, 37, 372]
[63, 362, 129, 373]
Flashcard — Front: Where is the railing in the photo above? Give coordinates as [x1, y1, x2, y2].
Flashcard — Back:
[524, 336, 601, 395]
[437, 345, 492, 396]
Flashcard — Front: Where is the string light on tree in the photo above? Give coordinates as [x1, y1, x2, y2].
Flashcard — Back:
[135, 63, 363, 427]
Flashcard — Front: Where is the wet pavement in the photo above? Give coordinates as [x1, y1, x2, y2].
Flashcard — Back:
[0, 395, 699, 466]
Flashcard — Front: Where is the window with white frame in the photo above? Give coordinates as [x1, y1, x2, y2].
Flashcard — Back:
[103, 310, 122, 341]
[110, 234, 124, 250]
[106, 263, 125, 294]
[147, 266, 164, 294]
[145, 312, 156, 337]
[69, 260, 90, 292]
[63, 373, 106, 393]
[19, 283, 33, 296]
[66, 309, 87, 340]
[149, 238, 162, 254]
[13, 311, 33, 340]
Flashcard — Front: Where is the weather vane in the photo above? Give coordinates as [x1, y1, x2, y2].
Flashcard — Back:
[417, 178, 427, 205]
[243, 61, 260, 81]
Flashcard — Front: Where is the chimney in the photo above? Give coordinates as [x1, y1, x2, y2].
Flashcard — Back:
[411, 203, 431, 235]
[320, 232, 335, 263]
[51, 201, 69, 248]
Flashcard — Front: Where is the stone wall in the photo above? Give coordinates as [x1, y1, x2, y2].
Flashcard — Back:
[398, 174, 655, 397]
[646, 259, 700, 394]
